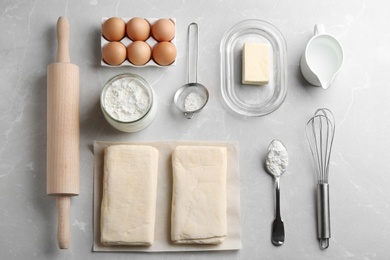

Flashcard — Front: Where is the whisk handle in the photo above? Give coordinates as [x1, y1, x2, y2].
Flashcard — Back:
[317, 183, 331, 249]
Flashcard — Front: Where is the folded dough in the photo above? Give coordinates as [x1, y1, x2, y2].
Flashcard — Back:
[171, 146, 227, 244]
[101, 145, 159, 246]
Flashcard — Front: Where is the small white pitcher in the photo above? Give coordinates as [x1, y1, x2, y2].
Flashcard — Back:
[300, 24, 344, 89]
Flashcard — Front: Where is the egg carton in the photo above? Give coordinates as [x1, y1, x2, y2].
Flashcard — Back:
[101, 17, 176, 67]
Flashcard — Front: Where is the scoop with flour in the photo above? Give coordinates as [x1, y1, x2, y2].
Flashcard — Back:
[265, 139, 288, 246]
[173, 22, 209, 119]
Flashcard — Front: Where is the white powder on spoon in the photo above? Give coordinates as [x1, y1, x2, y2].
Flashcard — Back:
[266, 140, 288, 176]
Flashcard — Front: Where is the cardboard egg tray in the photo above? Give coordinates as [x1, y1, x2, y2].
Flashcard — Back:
[101, 17, 176, 67]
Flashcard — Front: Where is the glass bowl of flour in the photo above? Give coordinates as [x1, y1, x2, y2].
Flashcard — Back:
[101, 73, 157, 132]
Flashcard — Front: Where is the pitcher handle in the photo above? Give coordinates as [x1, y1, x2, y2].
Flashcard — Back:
[314, 23, 325, 35]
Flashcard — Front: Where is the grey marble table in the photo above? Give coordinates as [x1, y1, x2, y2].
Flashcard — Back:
[1, 0, 389, 259]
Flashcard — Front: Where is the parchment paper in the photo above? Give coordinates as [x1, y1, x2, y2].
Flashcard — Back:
[93, 141, 242, 252]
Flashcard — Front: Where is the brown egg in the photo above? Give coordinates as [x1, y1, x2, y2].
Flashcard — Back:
[102, 17, 126, 41]
[152, 42, 176, 66]
[127, 41, 152, 66]
[126, 17, 151, 41]
[152, 19, 175, 42]
[102, 42, 127, 65]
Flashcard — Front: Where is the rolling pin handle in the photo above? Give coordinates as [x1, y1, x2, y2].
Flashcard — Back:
[56, 16, 70, 63]
[57, 196, 71, 249]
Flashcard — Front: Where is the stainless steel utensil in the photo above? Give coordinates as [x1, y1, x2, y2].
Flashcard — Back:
[305, 108, 335, 250]
[266, 139, 288, 246]
[174, 22, 209, 119]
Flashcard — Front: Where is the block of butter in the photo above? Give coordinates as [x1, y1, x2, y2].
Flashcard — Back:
[242, 42, 270, 85]
[171, 146, 227, 244]
[100, 145, 159, 246]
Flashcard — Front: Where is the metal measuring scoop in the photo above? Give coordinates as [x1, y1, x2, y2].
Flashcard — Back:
[174, 22, 209, 119]
[265, 139, 288, 246]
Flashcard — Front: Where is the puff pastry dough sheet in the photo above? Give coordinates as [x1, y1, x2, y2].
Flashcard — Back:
[100, 145, 159, 246]
[171, 146, 227, 244]
[93, 141, 241, 252]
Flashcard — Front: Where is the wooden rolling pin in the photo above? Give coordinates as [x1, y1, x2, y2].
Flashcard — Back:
[47, 16, 80, 249]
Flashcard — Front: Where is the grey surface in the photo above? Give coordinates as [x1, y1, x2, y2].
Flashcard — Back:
[1, 0, 389, 259]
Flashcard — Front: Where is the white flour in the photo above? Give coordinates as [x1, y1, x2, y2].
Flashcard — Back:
[184, 92, 203, 111]
[266, 140, 288, 176]
[104, 77, 150, 121]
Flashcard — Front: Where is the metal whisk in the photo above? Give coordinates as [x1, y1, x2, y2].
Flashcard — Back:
[305, 108, 335, 250]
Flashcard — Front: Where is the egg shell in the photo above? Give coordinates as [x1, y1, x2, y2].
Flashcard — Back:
[102, 17, 126, 41]
[152, 19, 175, 42]
[101, 17, 176, 67]
[127, 41, 152, 66]
[126, 17, 151, 41]
[102, 42, 127, 65]
[152, 41, 177, 66]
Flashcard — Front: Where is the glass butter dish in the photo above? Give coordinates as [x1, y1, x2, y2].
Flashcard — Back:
[220, 19, 287, 117]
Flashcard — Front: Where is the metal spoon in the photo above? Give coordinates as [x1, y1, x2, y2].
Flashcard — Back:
[265, 139, 288, 246]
